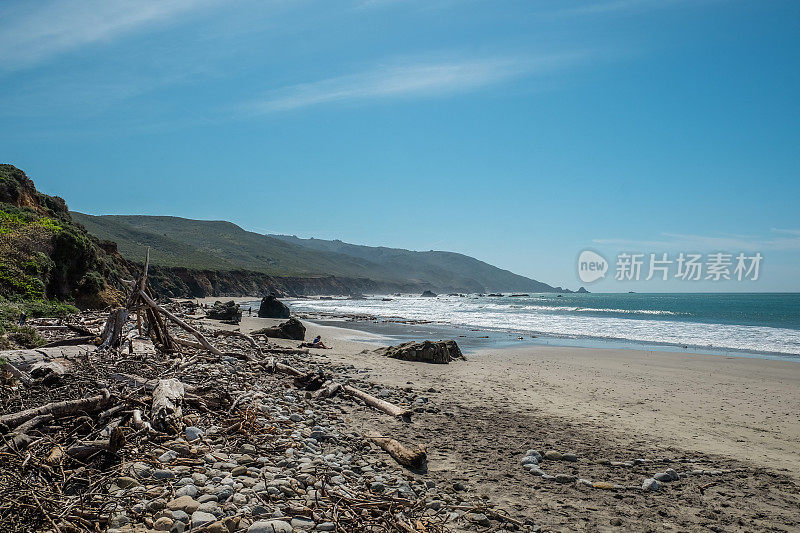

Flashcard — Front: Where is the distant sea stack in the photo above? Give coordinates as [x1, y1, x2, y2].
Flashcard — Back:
[258, 294, 291, 318]
[421, 290, 437, 297]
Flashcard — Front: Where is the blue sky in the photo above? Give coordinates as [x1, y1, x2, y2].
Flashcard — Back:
[1, 0, 798, 292]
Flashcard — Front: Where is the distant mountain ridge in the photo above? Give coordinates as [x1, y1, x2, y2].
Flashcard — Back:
[72, 213, 566, 293]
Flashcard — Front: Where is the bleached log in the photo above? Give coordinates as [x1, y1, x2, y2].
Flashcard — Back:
[367, 434, 426, 470]
[99, 308, 129, 350]
[213, 330, 263, 357]
[343, 385, 411, 418]
[151, 378, 185, 433]
[0, 389, 111, 431]
[0, 360, 31, 386]
[314, 382, 342, 399]
[41, 336, 96, 348]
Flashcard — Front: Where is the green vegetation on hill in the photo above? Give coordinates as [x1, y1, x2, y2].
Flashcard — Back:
[71, 213, 561, 293]
[0, 165, 128, 307]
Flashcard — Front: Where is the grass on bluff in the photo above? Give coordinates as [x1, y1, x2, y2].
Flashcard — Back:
[0, 297, 78, 350]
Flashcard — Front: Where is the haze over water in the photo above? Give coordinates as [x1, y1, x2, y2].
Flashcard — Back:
[287, 293, 800, 358]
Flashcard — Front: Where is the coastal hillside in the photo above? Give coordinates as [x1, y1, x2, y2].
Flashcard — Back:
[0, 165, 130, 308]
[72, 213, 563, 293]
[271, 235, 563, 293]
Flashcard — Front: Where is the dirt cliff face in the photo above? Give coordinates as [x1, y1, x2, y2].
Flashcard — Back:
[145, 266, 422, 298]
[0, 165, 132, 307]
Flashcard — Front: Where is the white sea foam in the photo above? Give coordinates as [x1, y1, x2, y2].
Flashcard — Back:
[287, 295, 800, 356]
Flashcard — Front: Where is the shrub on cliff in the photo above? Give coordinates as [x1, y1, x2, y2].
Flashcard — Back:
[0, 164, 131, 308]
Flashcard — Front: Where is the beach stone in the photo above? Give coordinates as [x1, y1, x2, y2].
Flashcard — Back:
[248, 520, 292, 533]
[578, 479, 593, 486]
[468, 513, 491, 527]
[666, 468, 679, 481]
[185, 426, 204, 442]
[159, 450, 178, 463]
[544, 451, 562, 461]
[172, 510, 190, 523]
[642, 478, 661, 491]
[153, 517, 173, 531]
[108, 512, 129, 529]
[154, 469, 175, 480]
[231, 465, 248, 477]
[167, 496, 200, 513]
[203, 521, 229, 533]
[115, 476, 140, 489]
[555, 474, 577, 484]
[525, 450, 542, 460]
[563, 453, 578, 462]
[317, 522, 336, 531]
[198, 494, 217, 504]
[291, 517, 315, 530]
[175, 484, 198, 498]
[171, 521, 186, 533]
[191, 511, 216, 528]
[654, 472, 671, 482]
[521, 455, 539, 466]
[130, 462, 152, 479]
[528, 467, 545, 476]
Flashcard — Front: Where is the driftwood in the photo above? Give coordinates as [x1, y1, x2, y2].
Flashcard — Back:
[66, 323, 97, 337]
[99, 308, 128, 350]
[139, 290, 223, 357]
[343, 385, 412, 418]
[41, 336, 96, 348]
[0, 389, 111, 431]
[151, 378, 185, 433]
[314, 382, 342, 400]
[3, 414, 53, 451]
[212, 330, 263, 357]
[367, 435, 427, 470]
[0, 360, 32, 386]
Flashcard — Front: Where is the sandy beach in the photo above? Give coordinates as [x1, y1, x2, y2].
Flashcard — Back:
[196, 304, 800, 531]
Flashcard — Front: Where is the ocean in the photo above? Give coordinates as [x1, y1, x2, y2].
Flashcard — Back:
[277, 292, 800, 360]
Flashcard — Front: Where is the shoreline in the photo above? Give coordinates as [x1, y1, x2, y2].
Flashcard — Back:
[231, 296, 800, 361]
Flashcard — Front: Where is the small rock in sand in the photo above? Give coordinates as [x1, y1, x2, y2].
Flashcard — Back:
[642, 478, 661, 491]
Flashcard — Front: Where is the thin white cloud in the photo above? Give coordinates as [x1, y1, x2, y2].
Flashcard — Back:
[0, 0, 223, 71]
[243, 53, 586, 114]
[593, 229, 800, 252]
[559, 0, 723, 16]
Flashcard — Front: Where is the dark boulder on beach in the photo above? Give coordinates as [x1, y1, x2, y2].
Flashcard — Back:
[253, 317, 305, 340]
[206, 300, 242, 323]
[420, 290, 437, 297]
[373, 339, 464, 364]
[258, 294, 290, 318]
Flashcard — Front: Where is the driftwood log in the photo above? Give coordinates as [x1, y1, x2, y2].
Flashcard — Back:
[367, 435, 427, 470]
[151, 378, 185, 433]
[343, 385, 412, 418]
[314, 382, 342, 399]
[0, 389, 111, 432]
[213, 330, 263, 357]
[41, 336, 97, 348]
[99, 308, 128, 350]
